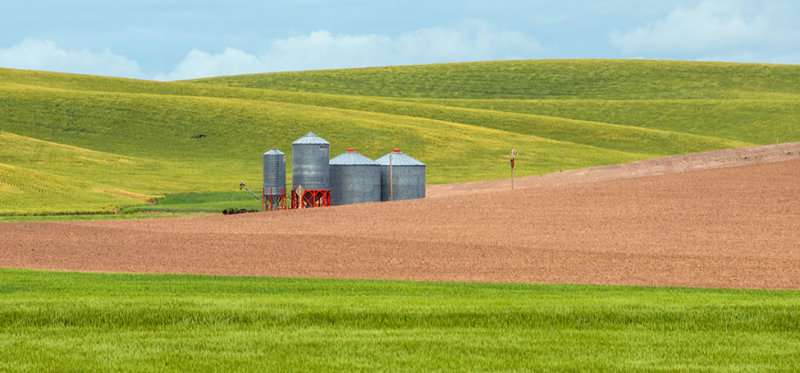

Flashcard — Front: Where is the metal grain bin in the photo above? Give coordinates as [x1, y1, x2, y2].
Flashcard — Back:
[292, 132, 330, 190]
[329, 149, 381, 206]
[263, 148, 286, 196]
[375, 149, 426, 201]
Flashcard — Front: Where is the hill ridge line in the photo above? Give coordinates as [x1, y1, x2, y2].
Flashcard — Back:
[164, 84, 751, 152]
[428, 142, 800, 198]
[0, 83, 665, 157]
[0, 68, 775, 151]
[385, 99, 748, 144]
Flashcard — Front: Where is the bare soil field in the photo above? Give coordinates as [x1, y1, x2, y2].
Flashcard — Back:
[428, 142, 800, 197]
[2, 144, 799, 289]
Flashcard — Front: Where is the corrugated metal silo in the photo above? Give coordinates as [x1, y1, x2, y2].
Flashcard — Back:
[292, 132, 330, 190]
[329, 148, 381, 206]
[263, 148, 286, 209]
[375, 149, 426, 201]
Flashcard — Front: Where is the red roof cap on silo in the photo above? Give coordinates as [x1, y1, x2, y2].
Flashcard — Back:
[393, 148, 400, 153]
[347, 148, 355, 152]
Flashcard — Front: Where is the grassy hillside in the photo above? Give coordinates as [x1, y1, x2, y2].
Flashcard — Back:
[1, 269, 799, 371]
[1, 59, 799, 215]
[194, 59, 800, 99]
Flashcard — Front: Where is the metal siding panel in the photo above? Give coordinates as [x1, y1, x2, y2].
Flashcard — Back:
[292, 142, 330, 190]
[380, 165, 425, 201]
[330, 164, 381, 205]
[263, 149, 286, 196]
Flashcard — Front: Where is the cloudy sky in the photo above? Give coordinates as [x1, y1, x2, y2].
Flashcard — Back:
[1, 0, 798, 80]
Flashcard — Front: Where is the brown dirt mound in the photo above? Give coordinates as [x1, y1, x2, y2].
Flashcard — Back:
[428, 142, 800, 198]
[1, 150, 799, 289]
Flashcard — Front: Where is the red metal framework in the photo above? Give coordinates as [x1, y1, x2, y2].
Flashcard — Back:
[261, 188, 330, 210]
[292, 189, 330, 209]
[262, 188, 289, 211]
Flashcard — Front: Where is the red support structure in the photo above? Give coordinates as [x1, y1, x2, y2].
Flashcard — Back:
[291, 189, 330, 209]
[262, 188, 291, 211]
[260, 188, 330, 211]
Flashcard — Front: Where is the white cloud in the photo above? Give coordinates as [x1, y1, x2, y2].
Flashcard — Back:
[0, 38, 145, 78]
[157, 21, 544, 80]
[396, 20, 543, 62]
[609, 0, 800, 64]
[610, 1, 763, 54]
[155, 48, 263, 81]
[1, 21, 544, 81]
[261, 30, 395, 72]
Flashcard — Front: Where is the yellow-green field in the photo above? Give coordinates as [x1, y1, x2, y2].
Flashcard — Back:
[1, 59, 799, 215]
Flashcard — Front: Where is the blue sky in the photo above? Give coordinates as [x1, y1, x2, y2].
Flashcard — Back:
[1, 0, 798, 80]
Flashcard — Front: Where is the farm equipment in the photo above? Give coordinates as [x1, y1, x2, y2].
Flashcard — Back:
[239, 182, 262, 201]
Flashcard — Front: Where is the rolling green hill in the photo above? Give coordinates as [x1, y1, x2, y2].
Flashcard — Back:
[1, 59, 799, 215]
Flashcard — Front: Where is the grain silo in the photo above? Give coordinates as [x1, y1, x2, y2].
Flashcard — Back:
[262, 148, 286, 210]
[329, 149, 381, 206]
[375, 149, 426, 201]
[292, 132, 330, 190]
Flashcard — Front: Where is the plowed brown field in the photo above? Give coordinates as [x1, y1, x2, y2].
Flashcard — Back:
[2, 145, 799, 289]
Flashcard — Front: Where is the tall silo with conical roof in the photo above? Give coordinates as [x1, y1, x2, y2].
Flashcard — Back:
[375, 149, 425, 201]
[292, 132, 330, 191]
[263, 148, 286, 209]
[329, 149, 381, 206]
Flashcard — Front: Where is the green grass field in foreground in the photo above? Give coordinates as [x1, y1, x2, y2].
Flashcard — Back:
[1, 269, 799, 371]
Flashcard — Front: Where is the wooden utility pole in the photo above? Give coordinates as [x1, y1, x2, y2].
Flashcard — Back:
[510, 147, 518, 190]
[389, 154, 394, 201]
